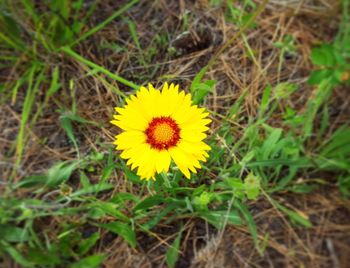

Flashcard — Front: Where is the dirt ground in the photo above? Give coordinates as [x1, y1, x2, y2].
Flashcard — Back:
[1, 0, 350, 267]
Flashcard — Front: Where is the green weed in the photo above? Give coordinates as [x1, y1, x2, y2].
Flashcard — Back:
[0, 0, 349, 267]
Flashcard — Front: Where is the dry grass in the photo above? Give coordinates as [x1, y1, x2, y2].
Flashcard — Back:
[1, 0, 350, 267]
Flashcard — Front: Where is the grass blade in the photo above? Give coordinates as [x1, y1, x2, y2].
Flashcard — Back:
[166, 229, 182, 268]
[61, 46, 139, 90]
[70, 0, 139, 46]
[98, 222, 136, 248]
[14, 65, 44, 173]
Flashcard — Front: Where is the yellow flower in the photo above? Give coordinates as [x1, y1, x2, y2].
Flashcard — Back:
[111, 83, 211, 180]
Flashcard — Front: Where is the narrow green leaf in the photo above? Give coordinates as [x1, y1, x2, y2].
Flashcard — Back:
[261, 128, 282, 159]
[259, 84, 272, 114]
[70, 183, 113, 198]
[70, 0, 139, 46]
[302, 79, 333, 139]
[127, 19, 146, 65]
[14, 175, 47, 189]
[273, 200, 312, 228]
[92, 201, 129, 221]
[2, 242, 32, 267]
[60, 114, 79, 153]
[235, 201, 262, 255]
[166, 230, 182, 268]
[46, 161, 79, 187]
[109, 192, 140, 204]
[61, 112, 99, 126]
[142, 204, 176, 231]
[199, 210, 242, 229]
[47, 66, 61, 97]
[133, 195, 165, 212]
[246, 158, 311, 168]
[61, 46, 138, 91]
[228, 88, 248, 118]
[15, 66, 44, 168]
[78, 233, 100, 255]
[192, 80, 216, 104]
[99, 222, 136, 248]
[79, 171, 91, 188]
[70, 254, 105, 268]
[0, 226, 29, 242]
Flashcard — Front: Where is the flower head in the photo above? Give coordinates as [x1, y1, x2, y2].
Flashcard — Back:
[111, 83, 211, 180]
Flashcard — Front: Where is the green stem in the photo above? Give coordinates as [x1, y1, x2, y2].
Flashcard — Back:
[61, 46, 139, 91]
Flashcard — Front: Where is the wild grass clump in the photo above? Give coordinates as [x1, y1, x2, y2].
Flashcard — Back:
[0, 0, 349, 267]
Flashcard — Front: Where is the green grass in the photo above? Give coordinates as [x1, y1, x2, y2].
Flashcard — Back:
[1, 0, 350, 267]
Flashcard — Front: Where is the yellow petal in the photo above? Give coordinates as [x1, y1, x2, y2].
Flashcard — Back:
[177, 140, 211, 156]
[120, 143, 149, 160]
[168, 147, 191, 179]
[180, 130, 207, 142]
[155, 150, 171, 174]
[135, 147, 158, 180]
[115, 130, 146, 150]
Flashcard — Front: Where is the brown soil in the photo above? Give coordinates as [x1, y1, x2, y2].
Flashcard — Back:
[1, 0, 349, 267]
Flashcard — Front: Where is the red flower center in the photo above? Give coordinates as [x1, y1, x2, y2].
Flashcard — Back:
[145, 116, 180, 150]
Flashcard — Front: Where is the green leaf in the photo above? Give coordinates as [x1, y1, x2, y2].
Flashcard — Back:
[69, 0, 139, 46]
[166, 230, 182, 268]
[246, 158, 311, 168]
[235, 201, 262, 255]
[79, 171, 91, 188]
[120, 162, 142, 184]
[311, 44, 336, 67]
[61, 112, 99, 126]
[261, 128, 282, 159]
[2, 243, 33, 267]
[1, 11, 21, 38]
[126, 18, 146, 65]
[26, 247, 61, 266]
[0, 226, 29, 242]
[321, 126, 350, 157]
[192, 80, 216, 104]
[308, 69, 333, 85]
[70, 183, 113, 198]
[47, 66, 61, 97]
[224, 178, 245, 190]
[274, 83, 298, 100]
[46, 161, 79, 187]
[273, 200, 312, 228]
[60, 114, 79, 153]
[302, 79, 333, 139]
[133, 195, 165, 212]
[244, 173, 260, 200]
[61, 47, 138, 91]
[228, 89, 248, 118]
[109, 193, 140, 205]
[14, 175, 47, 189]
[70, 254, 105, 268]
[199, 210, 242, 229]
[288, 184, 316, 194]
[0, 10, 26, 52]
[15, 67, 44, 168]
[259, 85, 272, 114]
[338, 175, 350, 198]
[101, 163, 116, 182]
[78, 232, 100, 255]
[92, 201, 128, 221]
[141, 204, 177, 231]
[190, 67, 208, 93]
[99, 222, 136, 248]
[193, 191, 213, 209]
